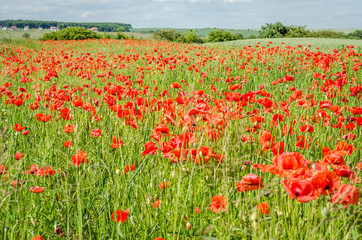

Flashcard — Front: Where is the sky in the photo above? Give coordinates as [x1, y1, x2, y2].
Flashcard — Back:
[1, 0, 361, 29]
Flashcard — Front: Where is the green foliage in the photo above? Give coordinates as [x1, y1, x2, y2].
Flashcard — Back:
[308, 30, 347, 39]
[22, 33, 30, 39]
[154, 29, 181, 42]
[40, 27, 101, 41]
[0, 19, 132, 32]
[285, 25, 310, 38]
[154, 29, 204, 43]
[348, 30, 362, 39]
[176, 30, 204, 44]
[208, 29, 243, 42]
[259, 22, 290, 38]
[116, 32, 128, 40]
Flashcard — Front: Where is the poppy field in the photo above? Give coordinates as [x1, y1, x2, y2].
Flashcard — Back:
[0, 39, 361, 239]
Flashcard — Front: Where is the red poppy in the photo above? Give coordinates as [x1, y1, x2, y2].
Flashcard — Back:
[14, 123, 26, 131]
[282, 178, 320, 202]
[30, 102, 39, 110]
[11, 179, 22, 187]
[91, 128, 102, 137]
[124, 163, 135, 173]
[22, 130, 30, 135]
[320, 154, 345, 168]
[71, 150, 89, 166]
[270, 152, 308, 177]
[35, 113, 52, 122]
[209, 195, 227, 213]
[256, 202, 270, 214]
[13, 152, 24, 160]
[32, 236, 44, 240]
[34, 166, 56, 177]
[153, 200, 163, 208]
[154, 238, 166, 240]
[63, 140, 72, 148]
[171, 82, 181, 88]
[111, 209, 129, 223]
[111, 137, 124, 149]
[272, 114, 285, 127]
[236, 174, 264, 192]
[259, 129, 275, 150]
[142, 141, 158, 156]
[300, 124, 314, 133]
[270, 142, 285, 155]
[29, 186, 45, 193]
[331, 184, 360, 206]
[63, 124, 74, 133]
[159, 181, 171, 189]
[296, 135, 312, 149]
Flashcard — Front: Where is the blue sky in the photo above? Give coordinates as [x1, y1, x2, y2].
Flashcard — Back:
[1, 0, 361, 29]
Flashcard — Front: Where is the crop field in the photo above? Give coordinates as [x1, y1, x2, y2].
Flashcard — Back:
[131, 28, 260, 38]
[0, 39, 361, 240]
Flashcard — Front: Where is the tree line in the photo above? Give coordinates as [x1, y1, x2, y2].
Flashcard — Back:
[0, 19, 132, 32]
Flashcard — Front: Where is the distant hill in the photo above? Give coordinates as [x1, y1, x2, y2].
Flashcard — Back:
[0, 19, 132, 32]
[132, 28, 259, 38]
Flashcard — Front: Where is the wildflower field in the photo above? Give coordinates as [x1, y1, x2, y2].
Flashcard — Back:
[0, 39, 361, 240]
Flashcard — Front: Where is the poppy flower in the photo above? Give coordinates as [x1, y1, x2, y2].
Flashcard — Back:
[272, 114, 285, 128]
[30, 102, 39, 110]
[270, 142, 285, 155]
[71, 150, 89, 166]
[159, 181, 171, 189]
[11, 179, 22, 187]
[195, 206, 201, 214]
[282, 178, 319, 202]
[32, 236, 44, 240]
[300, 124, 314, 133]
[124, 163, 135, 173]
[209, 195, 227, 213]
[91, 128, 102, 137]
[111, 209, 129, 223]
[236, 174, 264, 192]
[259, 130, 275, 150]
[270, 152, 308, 177]
[63, 124, 74, 133]
[333, 166, 356, 180]
[330, 184, 360, 206]
[34, 166, 56, 177]
[35, 113, 52, 122]
[14, 123, 26, 131]
[153, 200, 163, 208]
[29, 186, 45, 193]
[256, 202, 270, 214]
[320, 154, 345, 168]
[62, 140, 72, 148]
[154, 238, 166, 240]
[296, 135, 312, 149]
[111, 137, 124, 149]
[142, 141, 158, 156]
[22, 130, 30, 135]
[13, 152, 24, 160]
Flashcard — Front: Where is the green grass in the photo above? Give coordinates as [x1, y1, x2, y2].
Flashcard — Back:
[208, 37, 362, 52]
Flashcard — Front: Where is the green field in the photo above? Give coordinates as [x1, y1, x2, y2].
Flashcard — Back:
[209, 37, 362, 52]
[131, 28, 260, 38]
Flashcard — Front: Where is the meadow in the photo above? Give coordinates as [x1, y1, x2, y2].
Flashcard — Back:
[0, 38, 361, 240]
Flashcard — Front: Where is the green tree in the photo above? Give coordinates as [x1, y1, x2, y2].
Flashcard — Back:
[348, 30, 362, 39]
[259, 22, 290, 38]
[41, 27, 101, 41]
[208, 30, 242, 42]
[286, 25, 310, 38]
